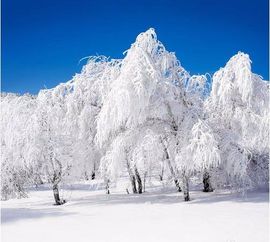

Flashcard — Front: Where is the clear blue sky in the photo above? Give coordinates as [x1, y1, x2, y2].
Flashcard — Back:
[2, 0, 269, 94]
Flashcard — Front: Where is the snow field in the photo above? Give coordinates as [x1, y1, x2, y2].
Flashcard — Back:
[1, 182, 269, 242]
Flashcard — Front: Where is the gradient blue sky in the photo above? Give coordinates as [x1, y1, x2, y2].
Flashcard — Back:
[2, 0, 269, 94]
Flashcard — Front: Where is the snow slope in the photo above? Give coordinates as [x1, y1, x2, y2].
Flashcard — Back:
[1, 181, 269, 242]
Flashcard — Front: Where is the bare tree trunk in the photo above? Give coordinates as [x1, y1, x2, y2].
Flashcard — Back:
[159, 163, 164, 181]
[51, 163, 65, 205]
[174, 179, 182, 192]
[53, 184, 65, 205]
[91, 162, 96, 180]
[91, 171, 95, 180]
[131, 175, 137, 193]
[182, 175, 190, 201]
[168, 160, 182, 192]
[203, 171, 213, 192]
[105, 179, 110, 194]
[135, 168, 142, 194]
[126, 160, 137, 193]
[163, 145, 182, 192]
[50, 156, 65, 205]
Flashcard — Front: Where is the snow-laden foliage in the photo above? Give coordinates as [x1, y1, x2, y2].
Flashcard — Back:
[177, 119, 220, 172]
[1, 29, 268, 202]
[34, 88, 73, 185]
[204, 52, 269, 190]
[96, 29, 198, 193]
[96, 28, 189, 146]
[65, 56, 121, 179]
[1, 93, 37, 199]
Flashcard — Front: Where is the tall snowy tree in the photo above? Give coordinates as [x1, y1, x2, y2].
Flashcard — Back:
[65, 56, 121, 181]
[96, 28, 192, 193]
[33, 86, 73, 205]
[204, 52, 269, 190]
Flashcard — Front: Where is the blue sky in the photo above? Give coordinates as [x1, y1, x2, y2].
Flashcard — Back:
[2, 0, 269, 94]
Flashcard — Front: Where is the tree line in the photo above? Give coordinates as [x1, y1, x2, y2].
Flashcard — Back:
[1, 29, 269, 204]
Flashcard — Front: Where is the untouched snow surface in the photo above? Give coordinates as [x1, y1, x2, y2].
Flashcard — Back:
[1, 181, 269, 242]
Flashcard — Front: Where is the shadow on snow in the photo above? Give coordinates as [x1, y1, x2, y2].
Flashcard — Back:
[1, 207, 75, 224]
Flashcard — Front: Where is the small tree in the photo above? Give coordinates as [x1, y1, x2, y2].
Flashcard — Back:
[34, 87, 73, 205]
[176, 120, 220, 201]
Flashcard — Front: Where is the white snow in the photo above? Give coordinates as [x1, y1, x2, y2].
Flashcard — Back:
[1, 181, 269, 242]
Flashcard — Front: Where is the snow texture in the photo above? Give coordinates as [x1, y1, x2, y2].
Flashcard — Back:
[1, 181, 269, 242]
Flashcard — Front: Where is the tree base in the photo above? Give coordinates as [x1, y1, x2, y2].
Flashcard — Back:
[203, 187, 214, 192]
[203, 172, 213, 192]
[54, 199, 66, 206]
[184, 194, 190, 201]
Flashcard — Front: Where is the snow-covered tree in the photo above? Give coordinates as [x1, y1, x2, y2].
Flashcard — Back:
[1, 93, 37, 200]
[33, 87, 73, 205]
[204, 52, 269, 190]
[96, 28, 193, 193]
[1, 29, 268, 204]
[176, 119, 220, 200]
[65, 56, 121, 180]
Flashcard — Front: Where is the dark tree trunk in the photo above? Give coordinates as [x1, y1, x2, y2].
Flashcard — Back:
[91, 171, 95, 180]
[174, 179, 182, 192]
[182, 176, 190, 201]
[53, 184, 65, 205]
[126, 160, 137, 193]
[105, 180, 110, 194]
[159, 164, 164, 181]
[91, 162, 96, 180]
[135, 168, 143, 194]
[131, 175, 137, 193]
[184, 190, 190, 201]
[203, 171, 213, 192]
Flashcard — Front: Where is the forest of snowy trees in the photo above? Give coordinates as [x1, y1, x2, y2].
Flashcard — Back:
[1, 28, 269, 204]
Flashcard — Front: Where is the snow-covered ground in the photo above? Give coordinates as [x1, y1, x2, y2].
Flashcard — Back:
[1, 181, 269, 242]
